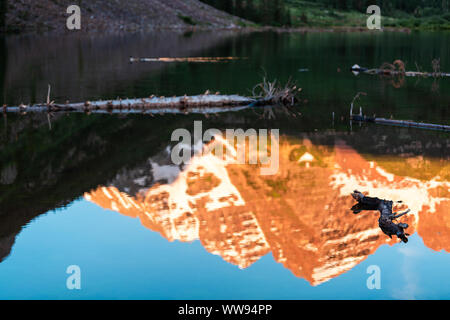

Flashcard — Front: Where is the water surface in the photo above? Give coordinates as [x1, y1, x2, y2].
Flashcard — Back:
[0, 30, 449, 299]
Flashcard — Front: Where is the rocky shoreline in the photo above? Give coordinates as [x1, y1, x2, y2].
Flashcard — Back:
[4, 0, 412, 35]
[4, 0, 248, 34]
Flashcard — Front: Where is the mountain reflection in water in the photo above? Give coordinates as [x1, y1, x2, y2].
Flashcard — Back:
[84, 136, 450, 286]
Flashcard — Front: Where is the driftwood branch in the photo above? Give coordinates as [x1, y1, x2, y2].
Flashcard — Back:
[3, 80, 301, 114]
[351, 190, 410, 243]
[129, 57, 244, 63]
[351, 113, 450, 132]
[351, 60, 450, 78]
[349, 92, 450, 132]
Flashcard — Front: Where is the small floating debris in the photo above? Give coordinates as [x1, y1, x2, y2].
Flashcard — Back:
[298, 68, 309, 72]
[129, 56, 244, 63]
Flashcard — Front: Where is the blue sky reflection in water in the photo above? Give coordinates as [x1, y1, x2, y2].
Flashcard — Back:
[0, 199, 449, 300]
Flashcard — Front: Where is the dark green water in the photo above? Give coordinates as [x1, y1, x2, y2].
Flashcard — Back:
[0, 31, 449, 299]
[2, 31, 450, 123]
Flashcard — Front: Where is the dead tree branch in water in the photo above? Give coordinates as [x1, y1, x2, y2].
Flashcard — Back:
[251, 77, 302, 107]
[349, 92, 366, 117]
[351, 190, 411, 243]
[352, 59, 450, 79]
[3, 79, 302, 115]
[349, 93, 450, 132]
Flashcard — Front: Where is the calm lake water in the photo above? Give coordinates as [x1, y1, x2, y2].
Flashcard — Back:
[0, 30, 449, 300]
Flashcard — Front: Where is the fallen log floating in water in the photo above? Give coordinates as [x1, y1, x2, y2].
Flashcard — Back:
[349, 91, 449, 132]
[129, 57, 244, 63]
[3, 79, 301, 114]
[351, 61, 450, 78]
[351, 114, 450, 132]
[3, 95, 257, 114]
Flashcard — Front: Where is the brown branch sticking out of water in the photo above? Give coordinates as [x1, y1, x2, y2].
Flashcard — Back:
[378, 59, 405, 74]
[3, 79, 302, 114]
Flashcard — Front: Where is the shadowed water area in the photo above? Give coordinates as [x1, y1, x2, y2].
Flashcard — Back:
[0, 30, 449, 299]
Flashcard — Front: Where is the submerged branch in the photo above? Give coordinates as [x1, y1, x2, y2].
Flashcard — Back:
[349, 94, 450, 132]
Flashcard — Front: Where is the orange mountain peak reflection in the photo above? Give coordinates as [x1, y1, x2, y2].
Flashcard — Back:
[84, 137, 450, 286]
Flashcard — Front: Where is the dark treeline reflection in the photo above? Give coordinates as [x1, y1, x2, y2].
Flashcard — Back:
[0, 0, 5, 32]
[0, 36, 5, 103]
[0, 30, 242, 105]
